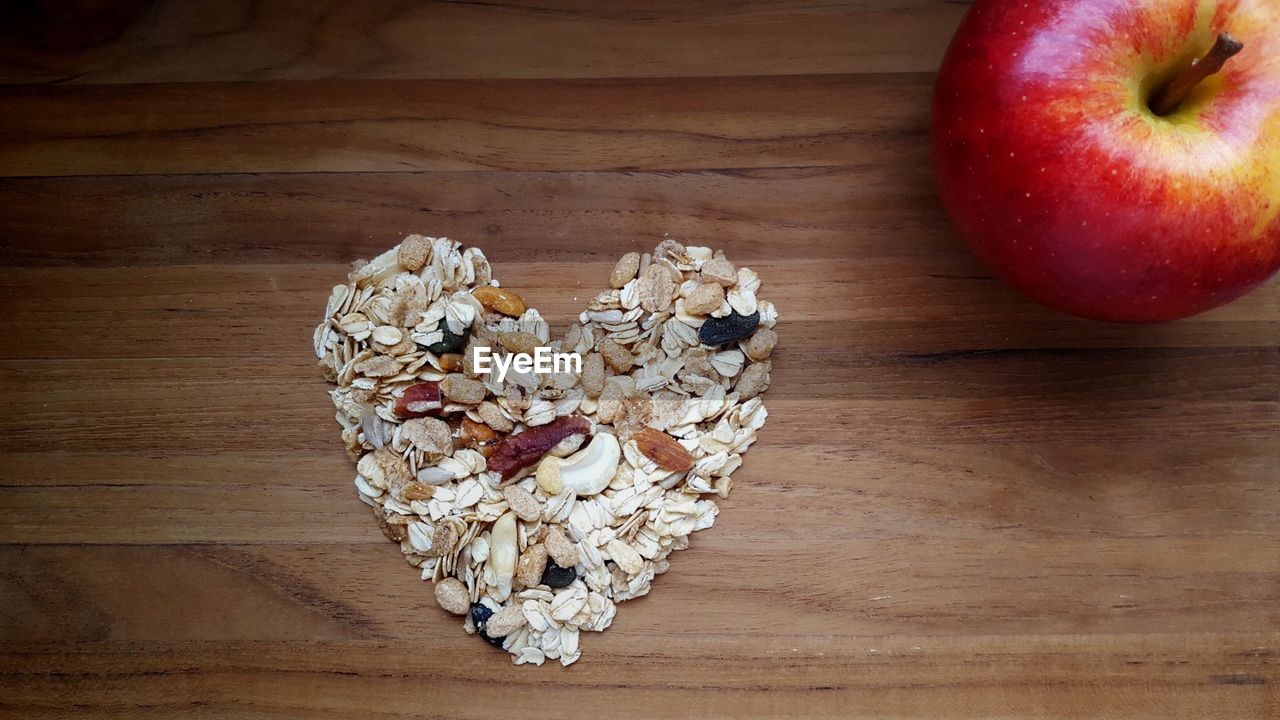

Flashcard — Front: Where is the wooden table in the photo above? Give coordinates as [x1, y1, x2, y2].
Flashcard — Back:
[1, 2, 1276, 718]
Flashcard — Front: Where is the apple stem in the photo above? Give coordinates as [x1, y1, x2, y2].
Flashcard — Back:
[1149, 32, 1243, 116]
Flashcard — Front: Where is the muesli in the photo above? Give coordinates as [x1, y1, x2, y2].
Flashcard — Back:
[314, 236, 777, 665]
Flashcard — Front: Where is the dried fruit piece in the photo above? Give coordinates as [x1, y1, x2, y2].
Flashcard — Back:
[440, 374, 486, 404]
[397, 234, 431, 271]
[434, 577, 470, 615]
[580, 352, 605, 397]
[487, 415, 591, 480]
[473, 286, 527, 316]
[470, 602, 493, 626]
[484, 604, 527, 638]
[516, 543, 549, 588]
[470, 602, 505, 647]
[357, 446, 412, 487]
[735, 361, 770, 401]
[544, 526, 580, 568]
[401, 417, 452, 456]
[421, 318, 470, 355]
[632, 427, 694, 472]
[637, 263, 676, 313]
[478, 401, 514, 433]
[610, 252, 640, 289]
[458, 417, 498, 452]
[541, 560, 577, 589]
[432, 523, 460, 557]
[698, 310, 760, 346]
[376, 512, 409, 542]
[596, 380, 624, 425]
[401, 481, 436, 502]
[701, 253, 737, 286]
[394, 381, 442, 418]
[353, 354, 401, 378]
[599, 337, 634, 373]
[502, 485, 541, 522]
[742, 327, 777, 361]
[683, 282, 724, 316]
[438, 352, 464, 371]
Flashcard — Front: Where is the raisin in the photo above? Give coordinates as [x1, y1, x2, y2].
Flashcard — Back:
[469, 602, 505, 648]
[421, 319, 469, 355]
[469, 601, 493, 626]
[698, 310, 760, 346]
[541, 560, 577, 589]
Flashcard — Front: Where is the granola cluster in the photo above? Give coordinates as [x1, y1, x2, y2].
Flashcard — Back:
[314, 236, 778, 666]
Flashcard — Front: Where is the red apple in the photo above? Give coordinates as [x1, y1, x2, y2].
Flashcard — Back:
[932, 0, 1280, 322]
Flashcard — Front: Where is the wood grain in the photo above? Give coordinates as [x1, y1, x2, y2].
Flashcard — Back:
[0, 74, 928, 176]
[1, 1, 1278, 718]
[1, 635, 1272, 719]
[0, 0, 967, 84]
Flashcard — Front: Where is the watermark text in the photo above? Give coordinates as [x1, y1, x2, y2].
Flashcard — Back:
[472, 346, 581, 382]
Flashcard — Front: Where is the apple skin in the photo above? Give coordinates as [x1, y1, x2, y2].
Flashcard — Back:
[932, 0, 1280, 322]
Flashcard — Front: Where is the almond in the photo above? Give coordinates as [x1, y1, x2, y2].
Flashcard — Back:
[632, 427, 694, 472]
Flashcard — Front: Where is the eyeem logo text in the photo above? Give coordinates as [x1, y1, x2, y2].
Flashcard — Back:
[472, 346, 581, 383]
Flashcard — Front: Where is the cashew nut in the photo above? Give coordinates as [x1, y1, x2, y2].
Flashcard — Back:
[555, 432, 620, 497]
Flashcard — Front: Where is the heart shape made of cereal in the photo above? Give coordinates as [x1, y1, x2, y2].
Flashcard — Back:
[314, 237, 777, 666]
